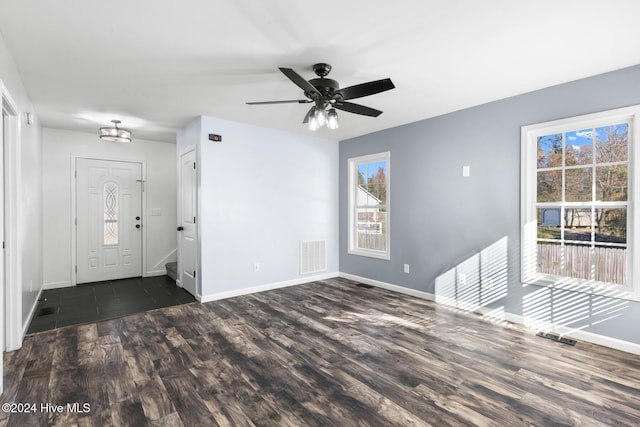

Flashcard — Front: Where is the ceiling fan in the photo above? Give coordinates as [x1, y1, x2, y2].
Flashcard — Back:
[246, 63, 395, 130]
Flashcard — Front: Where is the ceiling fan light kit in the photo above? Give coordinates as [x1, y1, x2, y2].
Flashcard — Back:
[308, 109, 320, 131]
[99, 119, 131, 142]
[247, 63, 394, 131]
[327, 108, 339, 130]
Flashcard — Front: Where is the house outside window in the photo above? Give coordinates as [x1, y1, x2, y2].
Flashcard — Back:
[348, 152, 390, 260]
[521, 106, 640, 300]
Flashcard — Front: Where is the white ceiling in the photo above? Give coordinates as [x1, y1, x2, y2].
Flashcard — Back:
[0, 0, 639, 143]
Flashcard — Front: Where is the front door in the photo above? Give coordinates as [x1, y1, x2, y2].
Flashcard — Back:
[76, 158, 142, 284]
[179, 149, 197, 297]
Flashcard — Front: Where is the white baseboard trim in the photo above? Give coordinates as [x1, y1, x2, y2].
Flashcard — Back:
[47, 271, 167, 286]
[199, 272, 339, 303]
[338, 272, 640, 356]
[43, 281, 73, 290]
[491, 309, 640, 356]
[339, 272, 436, 301]
[22, 287, 44, 339]
[145, 269, 168, 277]
[527, 316, 640, 356]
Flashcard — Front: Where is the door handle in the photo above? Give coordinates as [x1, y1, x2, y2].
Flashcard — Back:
[135, 216, 140, 220]
[177, 226, 184, 231]
[136, 224, 141, 229]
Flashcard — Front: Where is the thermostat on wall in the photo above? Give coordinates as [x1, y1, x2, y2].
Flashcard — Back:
[209, 133, 222, 142]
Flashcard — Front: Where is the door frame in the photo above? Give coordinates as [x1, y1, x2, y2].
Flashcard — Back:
[2, 82, 22, 357]
[177, 145, 198, 296]
[71, 155, 147, 286]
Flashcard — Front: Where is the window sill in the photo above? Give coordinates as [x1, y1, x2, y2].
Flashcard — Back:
[348, 249, 390, 261]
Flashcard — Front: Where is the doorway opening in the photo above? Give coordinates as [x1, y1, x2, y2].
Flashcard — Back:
[1, 83, 21, 391]
[26, 155, 195, 334]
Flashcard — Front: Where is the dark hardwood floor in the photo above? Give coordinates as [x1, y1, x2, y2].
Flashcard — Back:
[3, 277, 640, 426]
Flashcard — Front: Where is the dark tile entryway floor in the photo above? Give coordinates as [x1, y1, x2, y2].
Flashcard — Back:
[27, 275, 196, 334]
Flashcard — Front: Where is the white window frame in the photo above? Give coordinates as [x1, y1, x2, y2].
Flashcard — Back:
[348, 151, 390, 260]
[521, 105, 640, 301]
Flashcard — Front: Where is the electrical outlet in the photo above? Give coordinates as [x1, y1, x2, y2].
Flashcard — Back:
[404, 264, 410, 274]
[253, 262, 260, 272]
[462, 165, 470, 177]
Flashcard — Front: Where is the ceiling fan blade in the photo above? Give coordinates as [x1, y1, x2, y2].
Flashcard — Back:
[334, 101, 383, 117]
[279, 67, 321, 98]
[246, 100, 311, 105]
[302, 106, 315, 124]
[338, 78, 395, 101]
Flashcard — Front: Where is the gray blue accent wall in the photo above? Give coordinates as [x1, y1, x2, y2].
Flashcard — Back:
[339, 65, 640, 348]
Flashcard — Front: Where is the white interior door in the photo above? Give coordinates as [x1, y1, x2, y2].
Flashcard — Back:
[179, 149, 197, 297]
[76, 158, 142, 284]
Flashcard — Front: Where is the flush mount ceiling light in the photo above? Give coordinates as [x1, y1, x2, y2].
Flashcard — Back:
[99, 119, 131, 142]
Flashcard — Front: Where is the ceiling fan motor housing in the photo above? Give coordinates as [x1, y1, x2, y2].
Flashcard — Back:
[308, 77, 340, 101]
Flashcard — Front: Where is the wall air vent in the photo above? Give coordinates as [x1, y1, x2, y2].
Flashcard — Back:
[300, 240, 327, 275]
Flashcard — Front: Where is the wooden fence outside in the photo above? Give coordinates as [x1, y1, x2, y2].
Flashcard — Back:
[537, 244, 626, 285]
[357, 233, 387, 251]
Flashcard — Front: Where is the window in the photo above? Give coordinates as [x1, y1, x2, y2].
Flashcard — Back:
[348, 152, 390, 259]
[521, 106, 640, 300]
[103, 182, 119, 245]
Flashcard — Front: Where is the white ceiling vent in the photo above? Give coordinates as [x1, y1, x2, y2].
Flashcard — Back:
[300, 240, 327, 275]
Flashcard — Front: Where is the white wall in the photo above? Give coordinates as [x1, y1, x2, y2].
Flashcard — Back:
[20, 117, 42, 327]
[42, 127, 177, 288]
[178, 116, 339, 299]
[0, 32, 43, 357]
